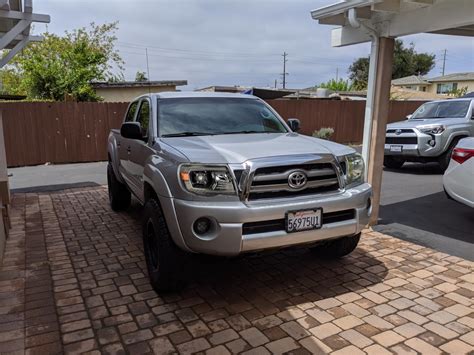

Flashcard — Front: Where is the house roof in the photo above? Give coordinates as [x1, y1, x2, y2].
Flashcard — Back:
[91, 80, 188, 89]
[391, 75, 429, 86]
[428, 72, 474, 82]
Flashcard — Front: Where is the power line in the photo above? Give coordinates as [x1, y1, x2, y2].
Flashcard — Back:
[281, 52, 288, 89]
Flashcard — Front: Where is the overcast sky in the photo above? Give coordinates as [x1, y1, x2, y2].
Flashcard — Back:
[36, 0, 474, 90]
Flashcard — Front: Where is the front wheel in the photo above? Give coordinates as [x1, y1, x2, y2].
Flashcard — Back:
[143, 199, 188, 292]
[383, 156, 405, 169]
[438, 140, 459, 172]
[310, 233, 361, 258]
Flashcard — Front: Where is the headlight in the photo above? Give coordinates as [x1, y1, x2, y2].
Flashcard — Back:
[343, 153, 365, 188]
[179, 164, 236, 195]
[419, 125, 445, 135]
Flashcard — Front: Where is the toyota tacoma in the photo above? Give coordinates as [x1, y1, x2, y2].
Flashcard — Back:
[108, 92, 372, 291]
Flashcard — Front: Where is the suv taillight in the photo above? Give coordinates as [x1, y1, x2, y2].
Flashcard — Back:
[451, 148, 474, 164]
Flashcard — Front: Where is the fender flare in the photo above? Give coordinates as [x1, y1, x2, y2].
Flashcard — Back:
[442, 131, 470, 152]
[143, 163, 192, 253]
[108, 139, 126, 184]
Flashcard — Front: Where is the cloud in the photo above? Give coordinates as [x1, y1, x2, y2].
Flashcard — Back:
[36, 0, 474, 89]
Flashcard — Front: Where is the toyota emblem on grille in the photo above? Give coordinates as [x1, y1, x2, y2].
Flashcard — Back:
[288, 171, 307, 189]
[395, 129, 402, 135]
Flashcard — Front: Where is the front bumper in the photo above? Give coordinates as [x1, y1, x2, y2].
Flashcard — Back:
[384, 130, 444, 157]
[163, 183, 372, 256]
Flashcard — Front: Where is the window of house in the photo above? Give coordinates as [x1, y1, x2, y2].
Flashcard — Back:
[437, 82, 458, 94]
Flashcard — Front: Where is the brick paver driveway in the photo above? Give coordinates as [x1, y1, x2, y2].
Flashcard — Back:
[1, 187, 473, 354]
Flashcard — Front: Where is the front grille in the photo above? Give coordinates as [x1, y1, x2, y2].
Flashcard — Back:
[385, 137, 417, 145]
[248, 163, 340, 200]
[386, 129, 414, 134]
[242, 209, 356, 235]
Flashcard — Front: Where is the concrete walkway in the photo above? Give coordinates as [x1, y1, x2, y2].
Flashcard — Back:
[1, 187, 473, 354]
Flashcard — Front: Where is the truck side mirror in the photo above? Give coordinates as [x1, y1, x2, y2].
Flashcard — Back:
[121, 122, 143, 140]
[287, 118, 301, 132]
[406, 114, 413, 120]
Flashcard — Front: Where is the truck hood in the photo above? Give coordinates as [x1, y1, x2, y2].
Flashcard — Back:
[159, 133, 354, 164]
[388, 118, 463, 129]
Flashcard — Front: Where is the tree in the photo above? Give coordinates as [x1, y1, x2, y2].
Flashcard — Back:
[318, 78, 353, 91]
[4, 22, 124, 101]
[348, 39, 435, 90]
[135, 71, 148, 82]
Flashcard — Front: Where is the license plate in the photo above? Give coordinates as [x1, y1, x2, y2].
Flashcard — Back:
[286, 208, 322, 233]
[390, 145, 403, 152]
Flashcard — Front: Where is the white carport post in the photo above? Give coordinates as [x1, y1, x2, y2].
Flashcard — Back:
[311, 0, 474, 225]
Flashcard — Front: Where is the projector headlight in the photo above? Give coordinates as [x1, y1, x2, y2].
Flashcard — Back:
[343, 153, 365, 188]
[419, 125, 445, 135]
[179, 164, 236, 195]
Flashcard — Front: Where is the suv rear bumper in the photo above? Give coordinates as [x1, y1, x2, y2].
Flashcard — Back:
[162, 183, 372, 256]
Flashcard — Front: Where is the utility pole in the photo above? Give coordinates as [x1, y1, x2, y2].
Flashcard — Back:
[281, 52, 288, 89]
[274, 79, 277, 89]
[336, 67, 339, 81]
[441, 49, 447, 76]
[145, 48, 151, 80]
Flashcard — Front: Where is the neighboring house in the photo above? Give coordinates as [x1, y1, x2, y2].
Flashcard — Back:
[428, 72, 474, 94]
[195, 85, 249, 93]
[392, 72, 474, 95]
[391, 75, 430, 92]
[91, 80, 187, 102]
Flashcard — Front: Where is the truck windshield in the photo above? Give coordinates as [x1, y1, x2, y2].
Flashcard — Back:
[411, 101, 470, 119]
[158, 98, 288, 137]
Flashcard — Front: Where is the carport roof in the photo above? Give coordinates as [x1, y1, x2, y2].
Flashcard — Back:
[311, 0, 474, 47]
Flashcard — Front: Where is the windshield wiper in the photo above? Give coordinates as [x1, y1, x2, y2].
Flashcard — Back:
[161, 132, 215, 137]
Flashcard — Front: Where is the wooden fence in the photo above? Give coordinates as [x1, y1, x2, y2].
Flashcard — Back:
[0, 100, 426, 167]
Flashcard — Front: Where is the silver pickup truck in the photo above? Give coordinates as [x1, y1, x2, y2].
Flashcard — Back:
[384, 98, 474, 171]
[108, 92, 372, 291]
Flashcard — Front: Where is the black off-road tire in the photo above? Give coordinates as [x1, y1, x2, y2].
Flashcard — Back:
[143, 199, 188, 292]
[438, 138, 461, 172]
[311, 233, 361, 258]
[383, 156, 405, 169]
[107, 163, 131, 211]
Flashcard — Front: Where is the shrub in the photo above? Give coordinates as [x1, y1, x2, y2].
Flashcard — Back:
[312, 127, 335, 140]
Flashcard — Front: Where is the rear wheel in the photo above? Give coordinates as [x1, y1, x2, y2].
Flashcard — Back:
[143, 198, 188, 292]
[383, 156, 405, 169]
[310, 233, 361, 258]
[107, 163, 131, 211]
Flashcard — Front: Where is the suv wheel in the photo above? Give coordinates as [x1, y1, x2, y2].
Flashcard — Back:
[143, 199, 187, 292]
[438, 139, 460, 172]
[383, 156, 405, 169]
[107, 163, 131, 211]
[310, 233, 361, 258]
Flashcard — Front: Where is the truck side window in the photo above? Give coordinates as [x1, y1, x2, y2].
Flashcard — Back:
[137, 100, 150, 137]
[125, 101, 138, 122]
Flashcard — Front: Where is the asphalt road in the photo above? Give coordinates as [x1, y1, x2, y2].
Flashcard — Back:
[9, 161, 473, 260]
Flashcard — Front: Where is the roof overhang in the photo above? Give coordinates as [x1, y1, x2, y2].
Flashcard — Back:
[0, 0, 50, 67]
[311, 0, 474, 47]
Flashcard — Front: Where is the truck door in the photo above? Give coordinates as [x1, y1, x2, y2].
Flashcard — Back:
[118, 101, 139, 187]
[128, 98, 153, 199]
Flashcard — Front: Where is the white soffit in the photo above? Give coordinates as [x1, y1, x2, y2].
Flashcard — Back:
[311, 0, 474, 47]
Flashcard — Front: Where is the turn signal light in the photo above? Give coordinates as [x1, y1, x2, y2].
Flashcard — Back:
[451, 148, 474, 164]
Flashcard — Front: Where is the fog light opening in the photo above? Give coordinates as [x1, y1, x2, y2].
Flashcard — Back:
[193, 217, 211, 235]
[428, 139, 436, 147]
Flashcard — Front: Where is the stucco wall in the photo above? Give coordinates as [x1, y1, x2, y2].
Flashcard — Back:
[95, 85, 176, 102]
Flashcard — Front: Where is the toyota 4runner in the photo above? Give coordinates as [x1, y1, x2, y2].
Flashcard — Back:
[108, 92, 372, 291]
[384, 98, 474, 171]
